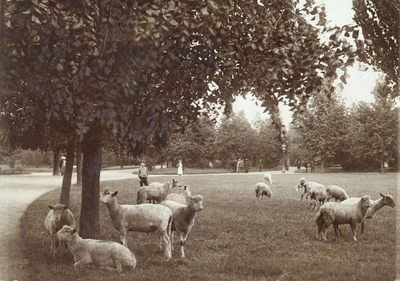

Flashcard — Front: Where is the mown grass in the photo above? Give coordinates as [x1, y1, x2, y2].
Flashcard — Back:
[21, 172, 397, 281]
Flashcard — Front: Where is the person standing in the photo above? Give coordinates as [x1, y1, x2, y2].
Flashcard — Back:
[177, 160, 183, 176]
[138, 160, 149, 186]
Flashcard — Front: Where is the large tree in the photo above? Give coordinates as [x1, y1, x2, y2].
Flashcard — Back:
[1, 0, 357, 238]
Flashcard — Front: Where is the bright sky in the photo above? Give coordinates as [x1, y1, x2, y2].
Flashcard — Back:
[233, 0, 379, 126]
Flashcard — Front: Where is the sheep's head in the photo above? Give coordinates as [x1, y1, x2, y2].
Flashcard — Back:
[56, 225, 77, 243]
[360, 195, 373, 210]
[189, 195, 204, 212]
[380, 193, 395, 208]
[48, 204, 69, 221]
[178, 185, 191, 197]
[100, 189, 119, 204]
[295, 177, 306, 191]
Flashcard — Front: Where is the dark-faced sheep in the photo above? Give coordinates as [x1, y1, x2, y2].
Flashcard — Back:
[161, 195, 204, 258]
[137, 179, 179, 204]
[56, 225, 136, 274]
[255, 182, 273, 200]
[44, 204, 76, 254]
[315, 195, 373, 241]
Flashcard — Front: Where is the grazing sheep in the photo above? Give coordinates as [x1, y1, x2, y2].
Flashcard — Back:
[100, 189, 172, 260]
[315, 195, 373, 241]
[341, 192, 395, 233]
[263, 173, 273, 184]
[325, 185, 349, 203]
[44, 204, 76, 254]
[137, 179, 179, 204]
[56, 225, 136, 274]
[164, 186, 192, 205]
[296, 180, 324, 202]
[161, 195, 204, 258]
[255, 182, 273, 200]
[308, 184, 327, 210]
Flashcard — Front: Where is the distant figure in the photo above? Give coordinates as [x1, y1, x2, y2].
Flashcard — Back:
[138, 160, 149, 186]
[311, 160, 315, 173]
[60, 156, 66, 176]
[305, 161, 308, 173]
[177, 160, 183, 176]
[237, 159, 241, 173]
[239, 159, 244, 173]
[258, 159, 263, 173]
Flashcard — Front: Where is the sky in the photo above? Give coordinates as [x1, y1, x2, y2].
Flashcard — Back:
[232, 0, 379, 127]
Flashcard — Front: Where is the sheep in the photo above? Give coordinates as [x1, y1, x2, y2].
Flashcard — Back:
[137, 179, 180, 204]
[325, 185, 349, 203]
[308, 184, 327, 210]
[315, 195, 373, 241]
[296, 179, 324, 201]
[263, 172, 273, 184]
[100, 189, 172, 260]
[161, 195, 204, 258]
[340, 192, 395, 233]
[44, 203, 76, 254]
[164, 186, 191, 205]
[56, 225, 136, 274]
[255, 182, 273, 200]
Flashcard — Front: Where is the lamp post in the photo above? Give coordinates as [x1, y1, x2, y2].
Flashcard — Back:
[282, 144, 287, 173]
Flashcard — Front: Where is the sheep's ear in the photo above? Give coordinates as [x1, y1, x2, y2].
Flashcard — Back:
[380, 193, 384, 197]
[72, 228, 77, 234]
[48, 205, 54, 209]
[184, 186, 187, 190]
[112, 191, 118, 197]
[63, 205, 69, 210]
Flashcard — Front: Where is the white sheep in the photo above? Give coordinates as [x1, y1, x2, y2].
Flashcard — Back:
[56, 225, 136, 274]
[296, 180, 324, 202]
[315, 195, 373, 241]
[161, 195, 204, 258]
[308, 184, 327, 210]
[263, 173, 273, 184]
[255, 182, 273, 200]
[164, 186, 191, 205]
[325, 185, 349, 203]
[100, 189, 172, 260]
[341, 192, 395, 233]
[137, 179, 179, 204]
[44, 204, 76, 254]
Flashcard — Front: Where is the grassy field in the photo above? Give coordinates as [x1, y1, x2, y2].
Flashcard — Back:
[21, 172, 398, 281]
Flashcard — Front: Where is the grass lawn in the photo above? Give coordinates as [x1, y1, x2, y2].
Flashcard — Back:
[21, 172, 397, 281]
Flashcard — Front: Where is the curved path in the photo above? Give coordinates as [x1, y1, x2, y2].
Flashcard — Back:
[0, 167, 294, 280]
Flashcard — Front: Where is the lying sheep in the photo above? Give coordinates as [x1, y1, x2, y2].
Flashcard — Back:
[56, 225, 136, 274]
[44, 204, 76, 254]
[100, 189, 172, 260]
[161, 195, 204, 258]
[137, 179, 179, 204]
[255, 182, 273, 200]
[325, 185, 349, 203]
[315, 195, 373, 241]
[308, 185, 327, 210]
[164, 186, 192, 205]
[263, 173, 273, 184]
[341, 192, 395, 233]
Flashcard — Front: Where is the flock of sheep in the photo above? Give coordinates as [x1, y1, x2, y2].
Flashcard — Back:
[43, 172, 395, 275]
[44, 179, 204, 274]
[257, 173, 395, 243]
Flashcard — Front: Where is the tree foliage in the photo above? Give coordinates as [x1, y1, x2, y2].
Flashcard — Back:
[353, 0, 399, 91]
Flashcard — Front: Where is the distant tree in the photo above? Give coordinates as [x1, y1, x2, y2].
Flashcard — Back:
[293, 93, 349, 172]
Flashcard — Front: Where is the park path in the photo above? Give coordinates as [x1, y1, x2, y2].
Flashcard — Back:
[0, 167, 294, 280]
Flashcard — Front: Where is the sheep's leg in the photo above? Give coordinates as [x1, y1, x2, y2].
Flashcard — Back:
[179, 232, 187, 258]
[351, 223, 357, 241]
[161, 230, 171, 260]
[74, 256, 93, 271]
[120, 230, 128, 246]
[360, 218, 366, 234]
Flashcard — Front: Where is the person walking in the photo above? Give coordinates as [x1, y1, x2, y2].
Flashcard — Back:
[177, 160, 183, 176]
[236, 159, 240, 173]
[138, 160, 149, 186]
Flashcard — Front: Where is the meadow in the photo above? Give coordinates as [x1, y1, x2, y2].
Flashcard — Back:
[21, 172, 398, 281]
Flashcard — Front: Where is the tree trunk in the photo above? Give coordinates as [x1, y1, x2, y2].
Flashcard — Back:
[59, 138, 76, 206]
[79, 121, 102, 239]
[76, 142, 82, 186]
[53, 150, 60, 176]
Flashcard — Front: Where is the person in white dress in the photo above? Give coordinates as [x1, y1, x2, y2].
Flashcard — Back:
[177, 160, 183, 176]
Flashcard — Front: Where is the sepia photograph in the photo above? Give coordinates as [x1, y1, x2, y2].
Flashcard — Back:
[0, 0, 398, 280]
